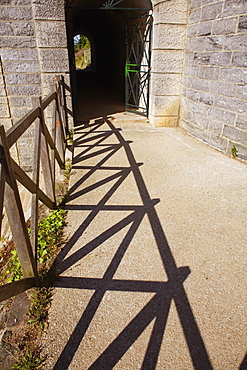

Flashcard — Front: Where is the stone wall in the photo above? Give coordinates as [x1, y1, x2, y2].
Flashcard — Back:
[32, 0, 70, 96]
[0, 56, 12, 131]
[150, 0, 188, 127]
[0, 56, 19, 164]
[0, 0, 70, 170]
[181, 0, 247, 159]
[0, 0, 40, 170]
[0, 0, 42, 124]
[32, 0, 71, 131]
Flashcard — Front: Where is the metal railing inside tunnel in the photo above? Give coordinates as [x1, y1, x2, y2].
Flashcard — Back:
[0, 75, 70, 302]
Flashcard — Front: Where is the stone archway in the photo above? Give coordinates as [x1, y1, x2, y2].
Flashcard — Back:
[65, 0, 188, 126]
[65, 0, 154, 117]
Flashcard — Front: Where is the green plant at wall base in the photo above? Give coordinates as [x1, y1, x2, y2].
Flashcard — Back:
[231, 145, 238, 158]
[68, 128, 74, 145]
[64, 158, 72, 185]
[4, 209, 66, 282]
[5, 249, 22, 282]
[37, 209, 66, 264]
[9, 210, 65, 368]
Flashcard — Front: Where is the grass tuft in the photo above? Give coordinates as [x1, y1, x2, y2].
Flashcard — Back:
[12, 347, 47, 370]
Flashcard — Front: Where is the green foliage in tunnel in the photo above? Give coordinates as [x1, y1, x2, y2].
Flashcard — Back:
[74, 34, 91, 70]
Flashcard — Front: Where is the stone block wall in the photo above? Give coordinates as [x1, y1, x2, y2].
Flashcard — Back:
[0, 57, 11, 131]
[0, 0, 71, 170]
[0, 0, 41, 126]
[150, 0, 188, 127]
[32, 0, 71, 129]
[181, 0, 247, 159]
[32, 0, 69, 95]
[0, 0, 41, 170]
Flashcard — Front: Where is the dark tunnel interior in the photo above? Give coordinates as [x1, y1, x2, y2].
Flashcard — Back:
[73, 9, 126, 90]
[65, 0, 152, 121]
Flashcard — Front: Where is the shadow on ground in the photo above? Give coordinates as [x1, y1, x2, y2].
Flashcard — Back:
[49, 117, 215, 370]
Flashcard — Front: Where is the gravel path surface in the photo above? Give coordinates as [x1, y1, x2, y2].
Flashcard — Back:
[42, 113, 247, 369]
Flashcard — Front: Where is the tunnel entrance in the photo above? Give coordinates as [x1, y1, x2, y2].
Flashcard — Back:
[65, 0, 152, 122]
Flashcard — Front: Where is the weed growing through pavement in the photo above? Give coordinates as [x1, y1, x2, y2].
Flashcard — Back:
[64, 158, 72, 185]
[28, 266, 57, 330]
[12, 347, 47, 370]
[68, 128, 74, 145]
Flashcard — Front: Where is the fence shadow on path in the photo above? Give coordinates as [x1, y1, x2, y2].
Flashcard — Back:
[51, 118, 213, 370]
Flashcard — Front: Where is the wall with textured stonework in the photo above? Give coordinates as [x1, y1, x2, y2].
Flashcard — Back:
[32, 0, 71, 129]
[32, 0, 70, 95]
[0, 0, 41, 125]
[0, 0, 71, 170]
[180, 0, 247, 159]
[0, 0, 41, 170]
[0, 57, 12, 131]
[150, 0, 188, 127]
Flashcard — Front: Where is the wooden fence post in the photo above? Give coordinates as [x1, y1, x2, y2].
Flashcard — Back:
[30, 100, 42, 258]
[0, 126, 38, 281]
[51, 97, 57, 182]
[56, 76, 65, 128]
[60, 75, 69, 134]
[39, 97, 56, 205]
[0, 145, 6, 236]
[55, 83, 66, 164]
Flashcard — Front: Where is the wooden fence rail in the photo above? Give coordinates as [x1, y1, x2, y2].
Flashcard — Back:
[0, 75, 70, 302]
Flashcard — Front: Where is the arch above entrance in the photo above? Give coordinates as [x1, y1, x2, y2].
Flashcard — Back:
[66, 0, 152, 11]
[66, 0, 188, 126]
[66, 0, 154, 116]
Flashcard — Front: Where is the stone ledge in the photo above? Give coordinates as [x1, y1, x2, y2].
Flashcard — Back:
[150, 114, 178, 127]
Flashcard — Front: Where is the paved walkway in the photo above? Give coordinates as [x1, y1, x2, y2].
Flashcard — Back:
[42, 111, 247, 369]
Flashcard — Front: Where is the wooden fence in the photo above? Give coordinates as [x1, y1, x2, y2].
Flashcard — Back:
[0, 75, 70, 302]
